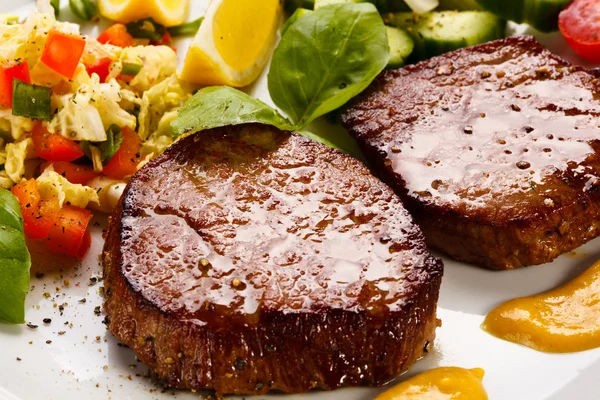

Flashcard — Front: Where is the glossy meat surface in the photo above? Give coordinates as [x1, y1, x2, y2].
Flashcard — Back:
[102, 124, 443, 394]
[342, 36, 600, 269]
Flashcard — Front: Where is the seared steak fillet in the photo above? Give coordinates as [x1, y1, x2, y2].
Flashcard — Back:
[342, 36, 600, 270]
[102, 124, 443, 395]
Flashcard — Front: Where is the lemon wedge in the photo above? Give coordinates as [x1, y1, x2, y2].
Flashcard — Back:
[98, 0, 189, 27]
[180, 0, 281, 87]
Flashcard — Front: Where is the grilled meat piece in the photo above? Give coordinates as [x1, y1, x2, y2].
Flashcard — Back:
[102, 124, 443, 395]
[342, 36, 600, 270]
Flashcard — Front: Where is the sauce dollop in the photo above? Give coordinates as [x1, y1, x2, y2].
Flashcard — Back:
[482, 260, 600, 353]
[375, 367, 488, 400]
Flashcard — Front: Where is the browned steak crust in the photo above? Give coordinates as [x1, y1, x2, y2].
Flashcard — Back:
[342, 36, 600, 270]
[102, 124, 443, 395]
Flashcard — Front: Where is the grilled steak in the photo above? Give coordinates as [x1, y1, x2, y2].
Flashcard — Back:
[102, 124, 443, 395]
[342, 36, 600, 270]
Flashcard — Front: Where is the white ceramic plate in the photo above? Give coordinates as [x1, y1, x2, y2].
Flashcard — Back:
[2, 1, 600, 399]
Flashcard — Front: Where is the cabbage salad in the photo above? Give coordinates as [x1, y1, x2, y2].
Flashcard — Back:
[0, 4, 192, 205]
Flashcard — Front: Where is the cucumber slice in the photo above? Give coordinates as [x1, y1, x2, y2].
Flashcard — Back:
[385, 11, 506, 60]
[282, 8, 312, 35]
[438, 0, 483, 10]
[284, 0, 315, 13]
[475, 0, 570, 32]
[386, 26, 414, 68]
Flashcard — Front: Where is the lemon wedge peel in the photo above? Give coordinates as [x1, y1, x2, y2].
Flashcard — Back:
[98, 0, 190, 27]
[180, 0, 282, 87]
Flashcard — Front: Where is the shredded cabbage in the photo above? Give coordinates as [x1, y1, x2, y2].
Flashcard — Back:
[0, 110, 36, 141]
[142, 110, 179, 155]
[47, 72, 136, 142]
[36, 169, 99, 209]
[139, 74, 192, 155]
[47, 82, 106, 142]
[4, 138, 34, 183]
[0, 171, 12, 189]
[94, 76, 137, 131]
[138, 76, 191, 140]
[119, 46, 177, 93]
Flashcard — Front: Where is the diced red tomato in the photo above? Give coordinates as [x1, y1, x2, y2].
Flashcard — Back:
[151, 31, 172, 46]
[40, 30, 86, 79]
[98, 24, 134, 48]
[559, 0, 600, 62]
[40, 161, 100, 185]
[0, 61, 31, 108]
[84, 57, 112, 83]
[102, 128, 142, 180]
[46, 205, 93, 259]
[32, 123, 84, 162]
[11, 179, 60, 240]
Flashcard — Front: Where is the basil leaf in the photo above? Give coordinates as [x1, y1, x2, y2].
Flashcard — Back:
[171, 86, 294, 137]
[299, 121, 364, 161]
[268, 3, 389, 128]
[99, 124, 124, 163]
[0, 189, 31, 324]
[282, 8, 312, 37]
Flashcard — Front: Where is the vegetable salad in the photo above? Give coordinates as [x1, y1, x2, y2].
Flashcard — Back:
[0, 4, 193, 260]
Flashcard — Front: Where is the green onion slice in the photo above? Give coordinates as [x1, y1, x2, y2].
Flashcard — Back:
[121, 62, 143, 76]
[69, 0, 97, 21]
[50, 0, 60, 17]
[12, 80, 52, 121]
[167, 17, 204, 37]
[99, 124, 124, 163]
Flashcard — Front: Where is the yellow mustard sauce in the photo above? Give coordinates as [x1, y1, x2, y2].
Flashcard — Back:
[374, 367, 488, 400]
[482, 260, 600, 353]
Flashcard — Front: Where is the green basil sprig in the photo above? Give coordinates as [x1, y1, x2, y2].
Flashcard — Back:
[171, 86, 294, 136]
[0, 189, 31, 324]
[171, 3, 388, 155]
[269, 3, 389, 127]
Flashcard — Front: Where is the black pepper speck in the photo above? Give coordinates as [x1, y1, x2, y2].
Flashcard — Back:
[234, 358, 247, 371]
